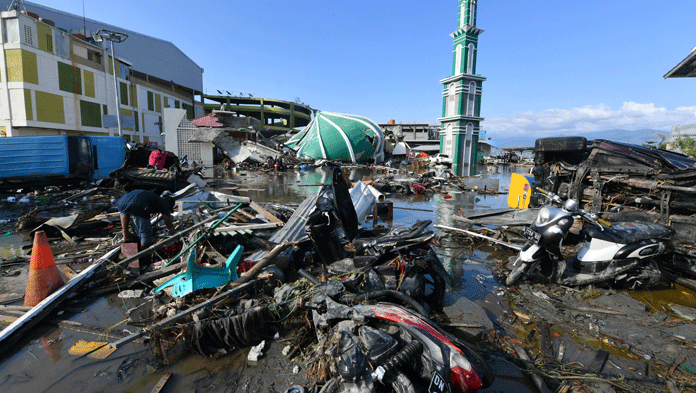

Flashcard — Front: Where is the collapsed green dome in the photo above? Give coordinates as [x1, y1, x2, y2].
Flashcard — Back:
[285, 111, 385, 163]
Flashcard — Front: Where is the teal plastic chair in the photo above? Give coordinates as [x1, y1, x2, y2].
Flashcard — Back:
[153, 244, 244, 297]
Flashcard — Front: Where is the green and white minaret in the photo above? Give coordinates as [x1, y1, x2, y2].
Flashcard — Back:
[438, 0, 486, 176]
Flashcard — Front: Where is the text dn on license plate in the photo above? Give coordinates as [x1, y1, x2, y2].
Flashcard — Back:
[429, 372, 450, 393]
[522, 227, 541, 243]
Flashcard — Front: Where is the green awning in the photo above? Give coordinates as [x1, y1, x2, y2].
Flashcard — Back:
[285, 111, 384, 163]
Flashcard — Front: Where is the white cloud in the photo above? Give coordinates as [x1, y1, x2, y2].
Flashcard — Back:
[485, 102, 696, 137]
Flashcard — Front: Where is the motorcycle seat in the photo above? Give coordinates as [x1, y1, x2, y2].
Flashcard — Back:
[583, 221, 673, 244]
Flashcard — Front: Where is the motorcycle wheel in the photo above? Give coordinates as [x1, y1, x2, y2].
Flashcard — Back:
[505, 256, 531, 286]
[318, 378, 338, 393]
[390, 371, 416, 393]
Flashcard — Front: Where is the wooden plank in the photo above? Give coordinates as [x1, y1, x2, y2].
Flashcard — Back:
[249, 201, 283, 224]
[150, 372, 172, 393]
[537, 321, 554, 358]
[214, 222, 283, 234]
[0, 293, 24, 305]
[237, 208, 256, 220]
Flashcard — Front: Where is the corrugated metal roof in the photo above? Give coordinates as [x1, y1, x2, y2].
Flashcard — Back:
[190, 113, 224, 127]
[6, 1, 203, 93]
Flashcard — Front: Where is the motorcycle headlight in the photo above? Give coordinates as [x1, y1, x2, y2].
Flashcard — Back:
[537, 207, 551, 225]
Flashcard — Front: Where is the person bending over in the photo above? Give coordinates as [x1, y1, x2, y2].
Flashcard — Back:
[115, 189, 175, 249]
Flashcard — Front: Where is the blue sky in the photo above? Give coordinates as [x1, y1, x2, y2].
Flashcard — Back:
[20, 1, 696, 139]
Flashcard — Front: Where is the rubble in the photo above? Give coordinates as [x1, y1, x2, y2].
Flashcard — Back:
[0, 157, 695, 393]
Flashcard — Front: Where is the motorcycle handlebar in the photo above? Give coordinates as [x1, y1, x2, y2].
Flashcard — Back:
[535, 188, 611, 227]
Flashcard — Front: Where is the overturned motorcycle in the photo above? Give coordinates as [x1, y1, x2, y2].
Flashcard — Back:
[306, 294, 493, 393]
[505, 188, 673, 288]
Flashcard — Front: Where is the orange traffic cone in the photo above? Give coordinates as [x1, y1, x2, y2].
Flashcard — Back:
[24, 231, 65, 307]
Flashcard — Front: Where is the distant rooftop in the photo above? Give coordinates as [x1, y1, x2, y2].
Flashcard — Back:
[1, 1, 204, 93]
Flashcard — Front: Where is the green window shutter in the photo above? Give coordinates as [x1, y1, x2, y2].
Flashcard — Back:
[84, 70, 95, 98]
[155, 93, 161, 112]
[175, 100, 180, 109]
[57, 62, 81, 94]
[134, 111, 139, 131]
[102, 104, 108, 115]
[35, 91, 65, 124]
[37, 23, 53, 54]
[24, 89, 33, 121]
[5, 49, 22, 82]
[147, 91, 154, 111]
[130, 85, 137, 107]
[5, 49, 38, 84]
[80, 100, 102, 127]
[164, 96, 169, 108]
[120, 82, 128, 105]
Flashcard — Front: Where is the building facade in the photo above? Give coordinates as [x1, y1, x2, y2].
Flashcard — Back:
[0, 2, 203, 148]
[438, 0, 486, 176]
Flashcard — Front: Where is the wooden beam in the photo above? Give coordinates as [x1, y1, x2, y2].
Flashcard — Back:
[249, 201, 283, 223]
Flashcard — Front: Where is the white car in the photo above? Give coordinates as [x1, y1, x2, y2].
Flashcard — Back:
[430, 153, 453, 166]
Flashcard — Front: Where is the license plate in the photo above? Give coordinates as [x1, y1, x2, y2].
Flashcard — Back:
[428, 372, 450, 393]
[522, 226, 541, 244]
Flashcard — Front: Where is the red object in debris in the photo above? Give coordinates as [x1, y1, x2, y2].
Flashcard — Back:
[409, 183, 426, 195]
[237, 260, 255, 274]
[148, 150, 171, 170]
[443, 195, 452, 199]
[164, 241, 183, 254]
[190, 113, 225, 127]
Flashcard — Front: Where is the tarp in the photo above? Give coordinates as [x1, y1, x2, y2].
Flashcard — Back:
[285, 111, 384, 163]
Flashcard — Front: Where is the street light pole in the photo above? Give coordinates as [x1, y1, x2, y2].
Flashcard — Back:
[109, 39, 121, 137]
[92, 29, 128, 138]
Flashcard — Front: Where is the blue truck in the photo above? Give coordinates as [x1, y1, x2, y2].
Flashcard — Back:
[0, 135, 126, 190]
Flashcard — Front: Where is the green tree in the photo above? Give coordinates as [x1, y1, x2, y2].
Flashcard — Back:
[673, 137, 696, 158]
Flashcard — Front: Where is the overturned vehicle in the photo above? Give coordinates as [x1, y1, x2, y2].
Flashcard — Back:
[530, 136, 696, 279]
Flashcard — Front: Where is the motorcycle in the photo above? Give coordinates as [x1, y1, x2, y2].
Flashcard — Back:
[505, 188, 673, 288]
[310, 299, 493, 393]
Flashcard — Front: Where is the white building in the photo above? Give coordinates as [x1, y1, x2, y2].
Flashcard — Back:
[0, 1, 204, 147]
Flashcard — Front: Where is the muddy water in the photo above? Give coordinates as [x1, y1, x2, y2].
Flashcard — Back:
[0, 163, 652, 393]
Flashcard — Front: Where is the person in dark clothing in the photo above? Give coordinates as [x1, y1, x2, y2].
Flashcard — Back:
[114, 190, 175, 249]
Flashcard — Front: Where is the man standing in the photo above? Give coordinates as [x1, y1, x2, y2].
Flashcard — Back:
[114, 190, 175, 249]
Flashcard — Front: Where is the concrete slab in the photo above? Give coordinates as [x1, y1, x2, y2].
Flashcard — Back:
[441, 291, 494, 340]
